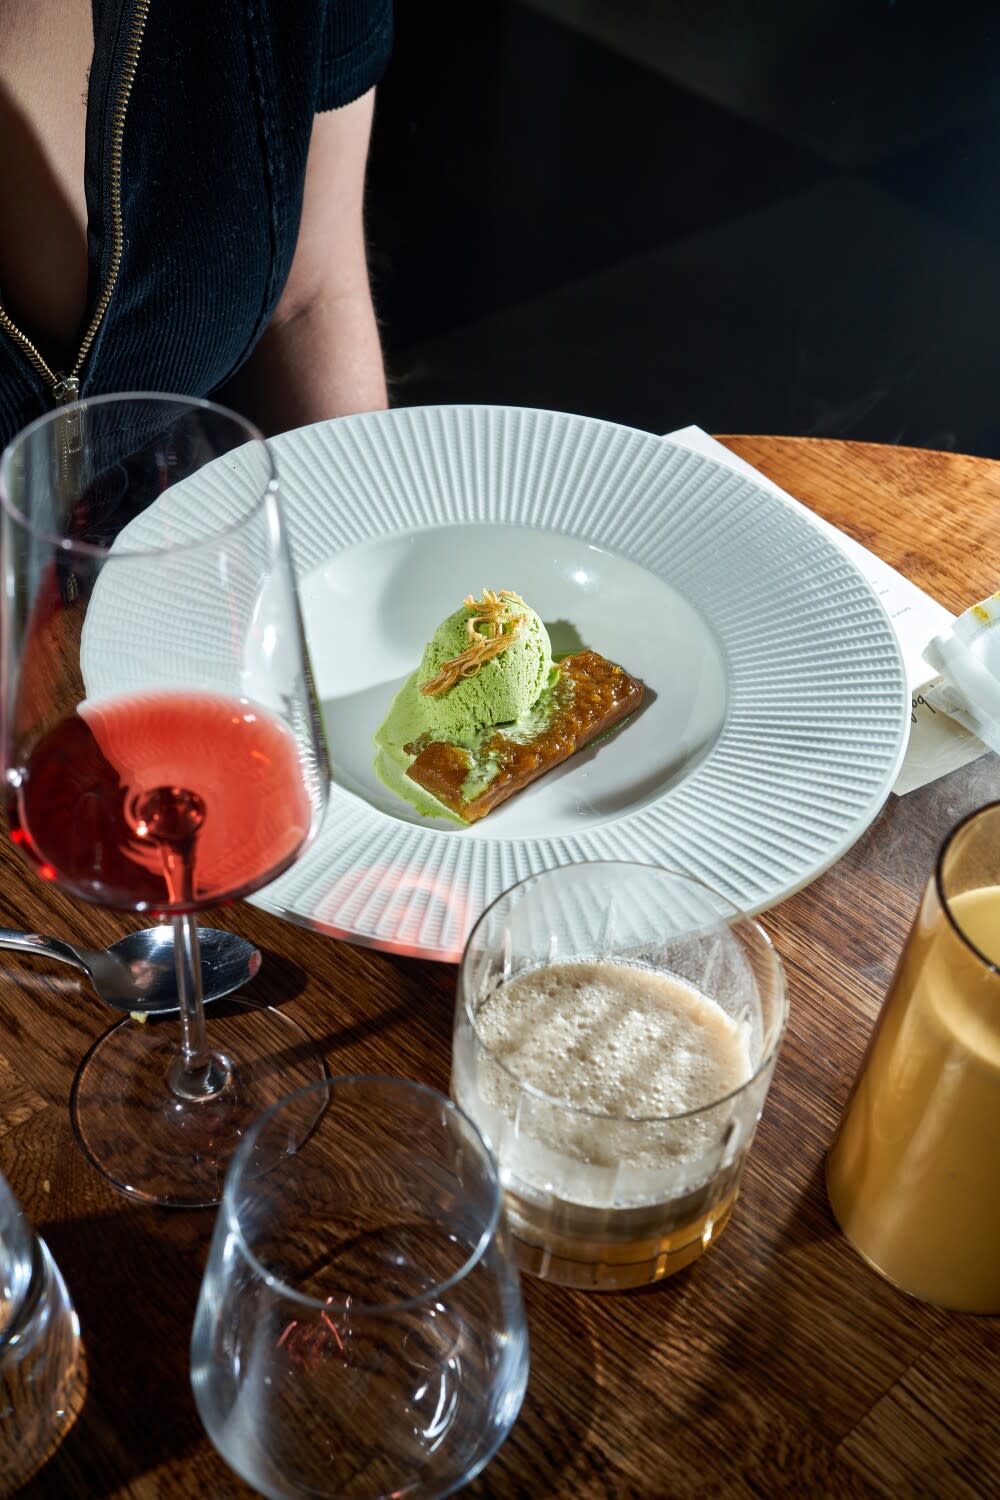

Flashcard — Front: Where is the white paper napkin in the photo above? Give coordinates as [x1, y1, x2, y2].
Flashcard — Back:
[924, 593, 1000, 755]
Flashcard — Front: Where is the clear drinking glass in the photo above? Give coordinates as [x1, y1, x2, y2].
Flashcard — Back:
[827, 800, 1000, 1311]
[453, 861, 788, 1290]
[0, 394, 329, 1208]
[0, 1170, 85, 1492]
[191, 1074, 529, 1500]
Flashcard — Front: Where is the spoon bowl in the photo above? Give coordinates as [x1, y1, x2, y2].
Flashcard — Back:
[0, 925, 261, 1012]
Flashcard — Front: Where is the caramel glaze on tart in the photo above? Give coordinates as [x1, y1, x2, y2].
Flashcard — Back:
[405, 650, 644, 823]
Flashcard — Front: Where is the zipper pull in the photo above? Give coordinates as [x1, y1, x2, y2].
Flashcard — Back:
[52, 374, 84, 455]
[53, 373, 85, 494]
[52, 375, 80, 404]
[51, 377, 86, 588]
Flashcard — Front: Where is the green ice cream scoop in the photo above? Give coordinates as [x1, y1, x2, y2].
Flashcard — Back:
[373, 590, 554, 820]
[417, 595, 553, 738]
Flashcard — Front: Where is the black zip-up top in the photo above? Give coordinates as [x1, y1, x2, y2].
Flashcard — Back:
[0, 0, 393, 450]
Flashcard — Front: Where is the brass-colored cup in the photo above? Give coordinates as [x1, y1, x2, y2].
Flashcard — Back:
[827, 801, 1000, 1312]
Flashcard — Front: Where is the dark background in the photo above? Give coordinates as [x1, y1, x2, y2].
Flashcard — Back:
[366, 0, 1000, 454]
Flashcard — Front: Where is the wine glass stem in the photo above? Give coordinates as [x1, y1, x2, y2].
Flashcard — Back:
[170, 914, 231, 1101]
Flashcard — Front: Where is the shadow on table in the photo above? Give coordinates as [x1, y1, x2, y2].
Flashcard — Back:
[19, 1205, 223, 1496]
[645, 1153, 949, 1463]
[464, 1275, 601, 1500]
[247, 946, 310, 1009]
[223, 995, 420, 1089]
[207, 941, 434, 1087]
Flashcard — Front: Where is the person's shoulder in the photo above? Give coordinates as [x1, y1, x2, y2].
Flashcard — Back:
[318, 0, 393, 113]
[253, 0, 393, 113]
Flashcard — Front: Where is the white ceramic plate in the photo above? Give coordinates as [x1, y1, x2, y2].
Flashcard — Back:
[84, 406, 909, 961]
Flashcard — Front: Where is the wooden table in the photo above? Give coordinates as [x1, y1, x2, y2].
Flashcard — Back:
[3, 436, 998, 1499]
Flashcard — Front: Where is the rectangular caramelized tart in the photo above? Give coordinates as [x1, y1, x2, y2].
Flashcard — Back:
[404, 650, 644, 823]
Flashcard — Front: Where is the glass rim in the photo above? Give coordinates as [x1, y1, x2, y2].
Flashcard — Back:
[0, 391, 278, 561]
[935, 799, 1000, 974]
[459, 859, 788, 1126]
[222, 1073, 505, 1317]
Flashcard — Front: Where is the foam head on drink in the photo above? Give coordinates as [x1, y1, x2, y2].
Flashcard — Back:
[453, 959, 755, 1284]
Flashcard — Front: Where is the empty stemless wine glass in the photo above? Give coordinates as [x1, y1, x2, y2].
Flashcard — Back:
[191, 1074, 529, 1500]
[0, 394, 329, 1208]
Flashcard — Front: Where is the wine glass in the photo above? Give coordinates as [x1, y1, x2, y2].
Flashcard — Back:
[0, 393, 329, 1208]
[191, 1074, 529, 1499]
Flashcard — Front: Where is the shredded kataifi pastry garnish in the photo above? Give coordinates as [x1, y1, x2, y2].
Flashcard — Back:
[419, 590, 528, 696]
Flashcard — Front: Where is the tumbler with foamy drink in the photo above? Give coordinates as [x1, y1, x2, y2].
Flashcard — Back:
[453, 863, 787, 1290]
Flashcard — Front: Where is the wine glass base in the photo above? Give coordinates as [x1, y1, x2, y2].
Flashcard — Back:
[70, 999, 327, 1208]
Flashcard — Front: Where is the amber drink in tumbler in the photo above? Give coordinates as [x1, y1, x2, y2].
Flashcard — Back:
[827, 802, 1000, 1312]
[453, 863, 787, 1290]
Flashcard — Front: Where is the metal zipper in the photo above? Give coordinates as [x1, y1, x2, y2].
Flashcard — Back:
[0, 0, 151, 409]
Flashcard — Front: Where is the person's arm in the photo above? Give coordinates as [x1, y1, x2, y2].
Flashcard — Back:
[220, 89, 387, 435]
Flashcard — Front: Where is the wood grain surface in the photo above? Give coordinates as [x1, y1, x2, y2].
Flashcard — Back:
[1, 436, 998, 1499]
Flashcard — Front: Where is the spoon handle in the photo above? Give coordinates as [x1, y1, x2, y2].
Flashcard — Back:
[0, 929, 87, 971]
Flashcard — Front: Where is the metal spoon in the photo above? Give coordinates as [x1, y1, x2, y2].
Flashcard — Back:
[0, 925, 261, 1013]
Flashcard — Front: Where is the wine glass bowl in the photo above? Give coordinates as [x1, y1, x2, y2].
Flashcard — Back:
[0, 394, 330, 1207]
